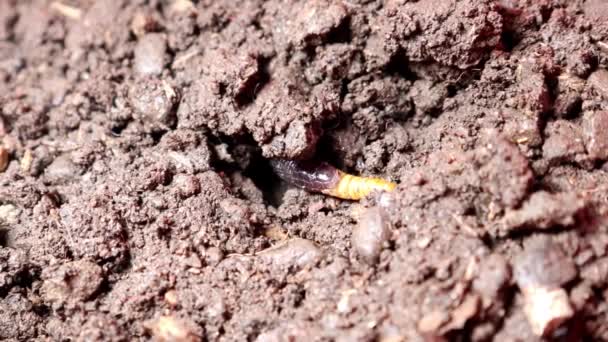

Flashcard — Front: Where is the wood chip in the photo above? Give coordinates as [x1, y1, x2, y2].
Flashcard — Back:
[50, 2, 82, 20]
[0, 146, 8, 172]
[20, 149, 32, 173]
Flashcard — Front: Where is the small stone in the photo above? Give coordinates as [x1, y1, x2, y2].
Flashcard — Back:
[521, 286, 574, 337]
[0, 204, 20, 226]
[170, 0, 197, 15]
[257, 238, 322, 269]
[44, 154, 80, 184]
[204, 247, 224, 266]
[129, 80, 179, 130]
[144, 316, 201, 342]
[134, 33, 168, 76]
[583, 111, 608, 161]
[164, 290, 179, 307]
[352, 206, 391, 264]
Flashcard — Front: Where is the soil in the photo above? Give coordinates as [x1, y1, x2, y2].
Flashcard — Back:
[2, 0, 608, 341]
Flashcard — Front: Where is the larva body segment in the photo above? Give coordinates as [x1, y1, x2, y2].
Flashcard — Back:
[323, 171, 397, 200]
[269, 159, 341, 192]
[270, 159, 396, 200]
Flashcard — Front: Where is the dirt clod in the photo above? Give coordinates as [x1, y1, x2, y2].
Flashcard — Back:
[472, 254, 511, 302]
[40, 259, 104, 307]
[543, 120, 586, 166]
[257, 238, 322, 269]
[555, 74, 584, 118]
[503, 191, 587, 233]
[514, 237, 578, 289]
[583, 111, 608, 161]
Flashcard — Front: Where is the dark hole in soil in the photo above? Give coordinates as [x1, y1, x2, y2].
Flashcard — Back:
[244, 154, 286, 207]
[326, 16, 352, 44]
[150, 130, 166, 144]
[0, 228, 8, 247]
[218, 82, 227, 96]
[235, 57, 271, 107]
[500, 30, 518, 52]
[110, 125, 125, 137]
[386, 51, 417, 81]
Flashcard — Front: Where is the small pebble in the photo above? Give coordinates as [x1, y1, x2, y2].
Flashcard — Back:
[44, 154, 80, 184]
[521, 286, 574, 337]
[164, 290, 179, 307]
[144, 316, 201, 342]
[352, 206, 391, 264]
[0, 204, 20, 226]
[204, 247, 224, 266]
[170, 0, 197, 14]
[129, 80, 179, 129]
[134, 33, 168, 76]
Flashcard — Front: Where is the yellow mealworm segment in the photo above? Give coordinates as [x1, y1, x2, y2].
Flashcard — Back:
[270, 159, 397, 201]
[322, 170, 397, 200]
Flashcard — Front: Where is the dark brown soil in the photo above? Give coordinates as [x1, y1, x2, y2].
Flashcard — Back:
[2, 0, 608, 341]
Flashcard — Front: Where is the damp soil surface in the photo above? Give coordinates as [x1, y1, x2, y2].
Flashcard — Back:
[3, 0, 608, 341]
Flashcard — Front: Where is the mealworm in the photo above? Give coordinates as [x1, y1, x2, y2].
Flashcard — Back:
[270, 159, 396, 200]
